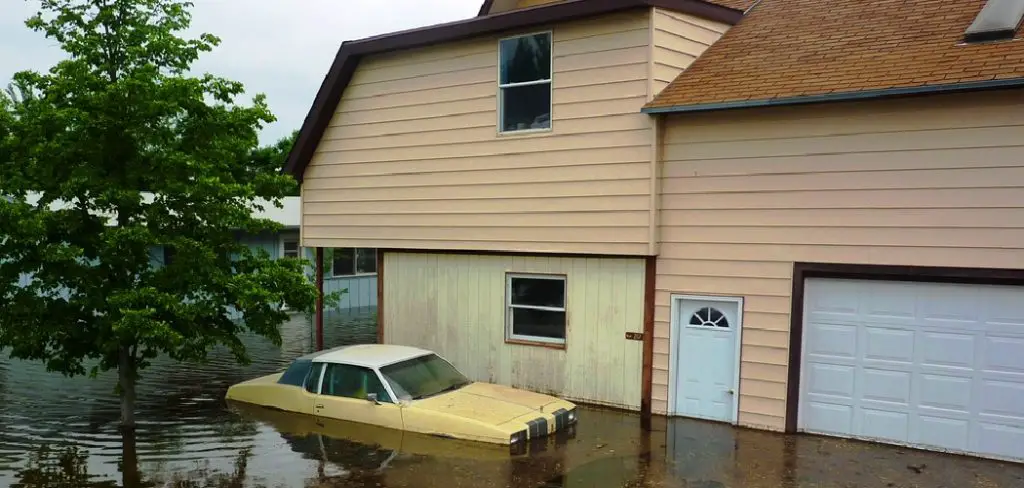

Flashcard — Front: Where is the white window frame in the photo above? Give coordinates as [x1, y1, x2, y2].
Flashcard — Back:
[497, 30, 554, 135]
[505, 273, 567, 345]
[329, 247, 378, 278]
[279, 235, 301, 260]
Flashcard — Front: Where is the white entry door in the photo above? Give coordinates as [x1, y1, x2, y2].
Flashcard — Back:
[800, 278, 1024, 462]
[673, 296, 741, 423]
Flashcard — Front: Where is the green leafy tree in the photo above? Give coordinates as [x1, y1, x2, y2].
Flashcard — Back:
[0, 0, 318, 428]
[247, 130, 298, 196]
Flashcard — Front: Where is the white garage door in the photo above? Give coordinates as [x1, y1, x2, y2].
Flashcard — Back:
[800, 278, 1024, 462]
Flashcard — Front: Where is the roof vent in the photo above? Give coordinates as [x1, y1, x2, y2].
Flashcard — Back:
[964, 0, 1024, 43]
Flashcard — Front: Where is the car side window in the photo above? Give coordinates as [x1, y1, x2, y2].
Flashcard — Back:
[322, 363, 393, 403]
[304, 362, 325, 393]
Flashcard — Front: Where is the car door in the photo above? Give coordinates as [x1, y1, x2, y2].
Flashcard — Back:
[315, 363, 403, 431]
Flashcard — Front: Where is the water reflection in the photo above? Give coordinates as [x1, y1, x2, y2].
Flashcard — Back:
[4, 307, 1024, 487]
[0, 310, 376, 487]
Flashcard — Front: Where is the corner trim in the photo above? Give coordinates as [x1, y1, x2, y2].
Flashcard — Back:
[785, 261, 1024, 434]
[377, 251, 385, 344]
[643, 78, 1024, 115]
[641, 256, 657, 418]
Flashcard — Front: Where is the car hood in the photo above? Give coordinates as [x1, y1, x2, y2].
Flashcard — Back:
[410, 382, 559, 425]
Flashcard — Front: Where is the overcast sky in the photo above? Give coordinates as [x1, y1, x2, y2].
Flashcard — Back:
[0, 0, 481, 144]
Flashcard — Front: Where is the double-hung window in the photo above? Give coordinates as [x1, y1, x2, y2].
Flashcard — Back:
[506, 273, 566, 345]
[281, 238, 300, 259]
[498, 32, 552, 133]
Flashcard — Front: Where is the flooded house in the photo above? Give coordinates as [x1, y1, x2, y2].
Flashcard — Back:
[284, 0, 1024, 464]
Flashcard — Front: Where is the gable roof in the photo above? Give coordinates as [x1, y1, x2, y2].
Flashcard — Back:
[283, 0, 745, 182]
[477, 0, 756, 16]
[644, 0, 1024, 114]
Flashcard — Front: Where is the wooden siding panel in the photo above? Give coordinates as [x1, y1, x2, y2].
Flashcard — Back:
[303, 12, 655, 254]
[650, 8, 729, 93]
[654, 92, 1024, 429]
[383, 252, 645, 410]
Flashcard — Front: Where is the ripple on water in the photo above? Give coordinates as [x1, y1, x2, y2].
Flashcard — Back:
[0, 311, 377, 486]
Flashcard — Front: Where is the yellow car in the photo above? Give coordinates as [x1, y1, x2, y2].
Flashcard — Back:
[225, 344, 577, 447]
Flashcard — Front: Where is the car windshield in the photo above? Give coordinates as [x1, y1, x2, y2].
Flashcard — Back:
[379, 354, 471, 401]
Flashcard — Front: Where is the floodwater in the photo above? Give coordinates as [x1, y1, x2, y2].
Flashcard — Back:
[2, 311, 1024, 487]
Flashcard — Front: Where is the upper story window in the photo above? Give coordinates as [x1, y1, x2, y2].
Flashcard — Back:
[498, 32, 552, 133]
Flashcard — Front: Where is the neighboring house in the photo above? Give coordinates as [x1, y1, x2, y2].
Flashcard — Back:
[11, 194, 376, 314]
[284, 0, 1024, 462]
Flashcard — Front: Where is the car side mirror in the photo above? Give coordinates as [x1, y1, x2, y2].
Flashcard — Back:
[366, 393, 379, 404]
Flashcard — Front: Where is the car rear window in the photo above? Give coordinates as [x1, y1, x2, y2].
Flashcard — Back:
[278, 359, 313, 387]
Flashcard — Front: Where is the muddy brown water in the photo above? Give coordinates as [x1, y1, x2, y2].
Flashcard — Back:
[2, 311, 1024, 487]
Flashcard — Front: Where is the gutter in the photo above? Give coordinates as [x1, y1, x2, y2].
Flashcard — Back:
[641, 78, 1024, 114]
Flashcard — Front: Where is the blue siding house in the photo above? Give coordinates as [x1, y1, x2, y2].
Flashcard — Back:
[14, 194, 377, 315]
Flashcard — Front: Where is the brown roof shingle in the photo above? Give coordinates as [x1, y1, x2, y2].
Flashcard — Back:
[477, 0, 757, 16]
[646, 0, 1024, 111]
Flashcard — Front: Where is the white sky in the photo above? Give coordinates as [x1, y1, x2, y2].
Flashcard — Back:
[0, 0, 482, 144]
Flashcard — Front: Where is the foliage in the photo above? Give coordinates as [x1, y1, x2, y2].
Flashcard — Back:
[248, 130, 298, 196]
[0, 0, 318, 425]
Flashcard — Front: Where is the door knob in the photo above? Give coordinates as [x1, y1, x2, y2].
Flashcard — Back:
[727, 389, 735, 395]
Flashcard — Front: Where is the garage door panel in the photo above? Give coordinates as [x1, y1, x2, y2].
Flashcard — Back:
[980, 381, 1024, 419]
[805, 322, 857, 358]
[985, 336, 1024, 373]
[918, 374, 972, 413]
[800, 278, 1024, 462]
[861, 409, 909, 442]
[917, 415, 970, 451]
[864, 327, 914, 363]
[978, 424, 1024, 460]
[805, 401, 853, 434]
[805, 363, 855, 398]
[920, 331, 976, 369]
[861, 368, 911, 405]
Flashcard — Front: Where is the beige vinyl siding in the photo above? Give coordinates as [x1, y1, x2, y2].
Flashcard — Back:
[653, 91, 1024, 429]
[304, 11, 655, 255]
[650, 8, 728, 95]
[383, 252, 646, 410]
[516, 0, 564, 8]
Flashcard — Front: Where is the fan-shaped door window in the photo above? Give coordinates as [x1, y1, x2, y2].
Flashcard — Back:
[689, 307, 730, 328]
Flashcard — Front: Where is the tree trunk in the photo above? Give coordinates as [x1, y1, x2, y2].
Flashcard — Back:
[120, 425, 141, 487]
[118, 345, 136, 429]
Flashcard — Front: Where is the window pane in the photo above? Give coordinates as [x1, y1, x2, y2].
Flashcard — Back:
[278, 359, 312, 387]
[283, 240, 299, 258]
[510, 277, 565, 308]
[356, 248, 377, 274]
[500, 33, 551, 84]
[331, 248, 354, 276]
[304, 362, 325, 393]
[380, 354, 471, 401]
[322, 364, 392, 402]
[501, 84, 551, 132]
[511, 308, 566, 340]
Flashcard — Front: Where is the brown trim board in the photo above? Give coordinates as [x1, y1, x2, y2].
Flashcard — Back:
[641, 256, 657, 419]
[283, 0, 744, 182]
[376, 247, 647, 260]
[785, 261, 1024, 433]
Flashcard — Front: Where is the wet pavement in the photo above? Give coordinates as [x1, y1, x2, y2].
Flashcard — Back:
[2, 310, 1023, 487]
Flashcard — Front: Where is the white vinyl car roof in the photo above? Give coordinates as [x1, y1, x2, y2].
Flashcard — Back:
[306, 344, 433, 369]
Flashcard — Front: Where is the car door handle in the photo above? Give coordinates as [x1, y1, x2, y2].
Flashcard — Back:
[315, 404, 324, 409]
